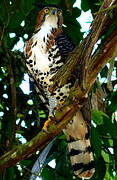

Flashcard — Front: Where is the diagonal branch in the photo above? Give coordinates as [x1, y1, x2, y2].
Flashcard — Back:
[0, 103, 77, 170]
[0, 0, 117, 171]
[87, 29, 117, 89]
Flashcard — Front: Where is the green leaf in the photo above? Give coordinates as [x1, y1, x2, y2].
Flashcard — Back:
[113, 175, 117, 180]
[72, 7, 81, 18]
[45, 0, 62, 5]
[41, 166, 65, 180]
[81, 0, 90, 12]
[8, 11, 24, 31]
[67, 0, 76, 6]
[92, 110, 108, 125]
[17, 113, 24, 118]
[108, 91, 117, 112]
[20, 0, 36, 15]
[103, 118, 117, 139]
[91, 127, 101, 158]
[102, 150, 110, 163]
[39, 110, 46, 118]
[0, 103, 4, 110]
[21, 160, 32, 166]
[100, 65, 108, 78]
[92, 110, 103, 125]
[95, 156, 106, 180]
[16, 130, 24, 134]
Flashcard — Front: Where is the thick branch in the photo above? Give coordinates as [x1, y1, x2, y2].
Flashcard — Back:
[0, 0, 117, 171]
[0, 104, 78, 170]
[87, 29, 117, 89]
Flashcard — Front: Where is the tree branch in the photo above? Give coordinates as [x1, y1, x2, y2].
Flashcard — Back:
[0, 103, 77, 170]
[87, 28, 117, 89]
[0, 0, 117, 171]
[7, 52, 17, 143]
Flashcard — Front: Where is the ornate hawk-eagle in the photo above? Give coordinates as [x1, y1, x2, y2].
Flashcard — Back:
[24, 6, 95, 179]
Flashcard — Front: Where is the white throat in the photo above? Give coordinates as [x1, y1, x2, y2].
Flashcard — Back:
[36, 15, 58, 42]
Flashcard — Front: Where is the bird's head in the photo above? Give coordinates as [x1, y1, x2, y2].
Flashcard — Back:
[36, 7, 63, 30]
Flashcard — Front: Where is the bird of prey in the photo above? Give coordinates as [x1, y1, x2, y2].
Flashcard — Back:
[24, 6, 95, 179]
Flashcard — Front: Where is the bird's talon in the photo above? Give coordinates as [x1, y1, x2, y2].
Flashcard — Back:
[55, 100, 64, 111]
[42, 129, 50, 133]
[42, 117, 53, 131]
[59, 100, 64, 105]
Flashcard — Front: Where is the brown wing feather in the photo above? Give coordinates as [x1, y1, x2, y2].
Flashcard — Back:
[24, 39, 49, 108]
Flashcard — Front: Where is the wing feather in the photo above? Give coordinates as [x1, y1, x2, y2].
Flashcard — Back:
[24, 39, 49, 109]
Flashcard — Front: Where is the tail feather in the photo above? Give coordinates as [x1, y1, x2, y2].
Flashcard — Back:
[64, 111, 95, 179]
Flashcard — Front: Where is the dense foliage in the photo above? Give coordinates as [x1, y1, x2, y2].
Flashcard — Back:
[0, 0, 117, 180]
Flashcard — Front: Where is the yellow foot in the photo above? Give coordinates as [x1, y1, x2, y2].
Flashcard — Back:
[42, 117, 52, 131]
[55, 100, 64, 111]
[59, 100, 64, 106]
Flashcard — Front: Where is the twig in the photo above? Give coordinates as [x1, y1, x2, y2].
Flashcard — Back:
[107, 58, 115, 91]
[0, 0, 10, 42]
[7, 52, 17, 144]
[94, 4, 117, 15]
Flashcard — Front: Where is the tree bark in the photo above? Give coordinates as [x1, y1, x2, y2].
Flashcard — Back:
[0, 0, 117, 171]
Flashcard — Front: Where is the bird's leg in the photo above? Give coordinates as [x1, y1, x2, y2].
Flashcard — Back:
[42, 101, 64, 131]
[42, 117, 51, 131]
[55, 100, 64, 111]
[42, 116, 56, 132]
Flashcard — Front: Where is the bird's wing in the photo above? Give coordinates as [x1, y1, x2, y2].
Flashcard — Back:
[55, 32, 75, 60]
[24, 38, 49, 109]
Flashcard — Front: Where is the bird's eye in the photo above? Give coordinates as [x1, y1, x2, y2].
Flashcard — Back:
[44, 8, 49, 14]
[57, 10, 62, 16]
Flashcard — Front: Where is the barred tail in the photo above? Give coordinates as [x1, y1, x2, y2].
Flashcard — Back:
[64, 111, 95, 179]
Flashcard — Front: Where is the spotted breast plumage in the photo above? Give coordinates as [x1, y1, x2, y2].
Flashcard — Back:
[24, 6, 95, 179]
